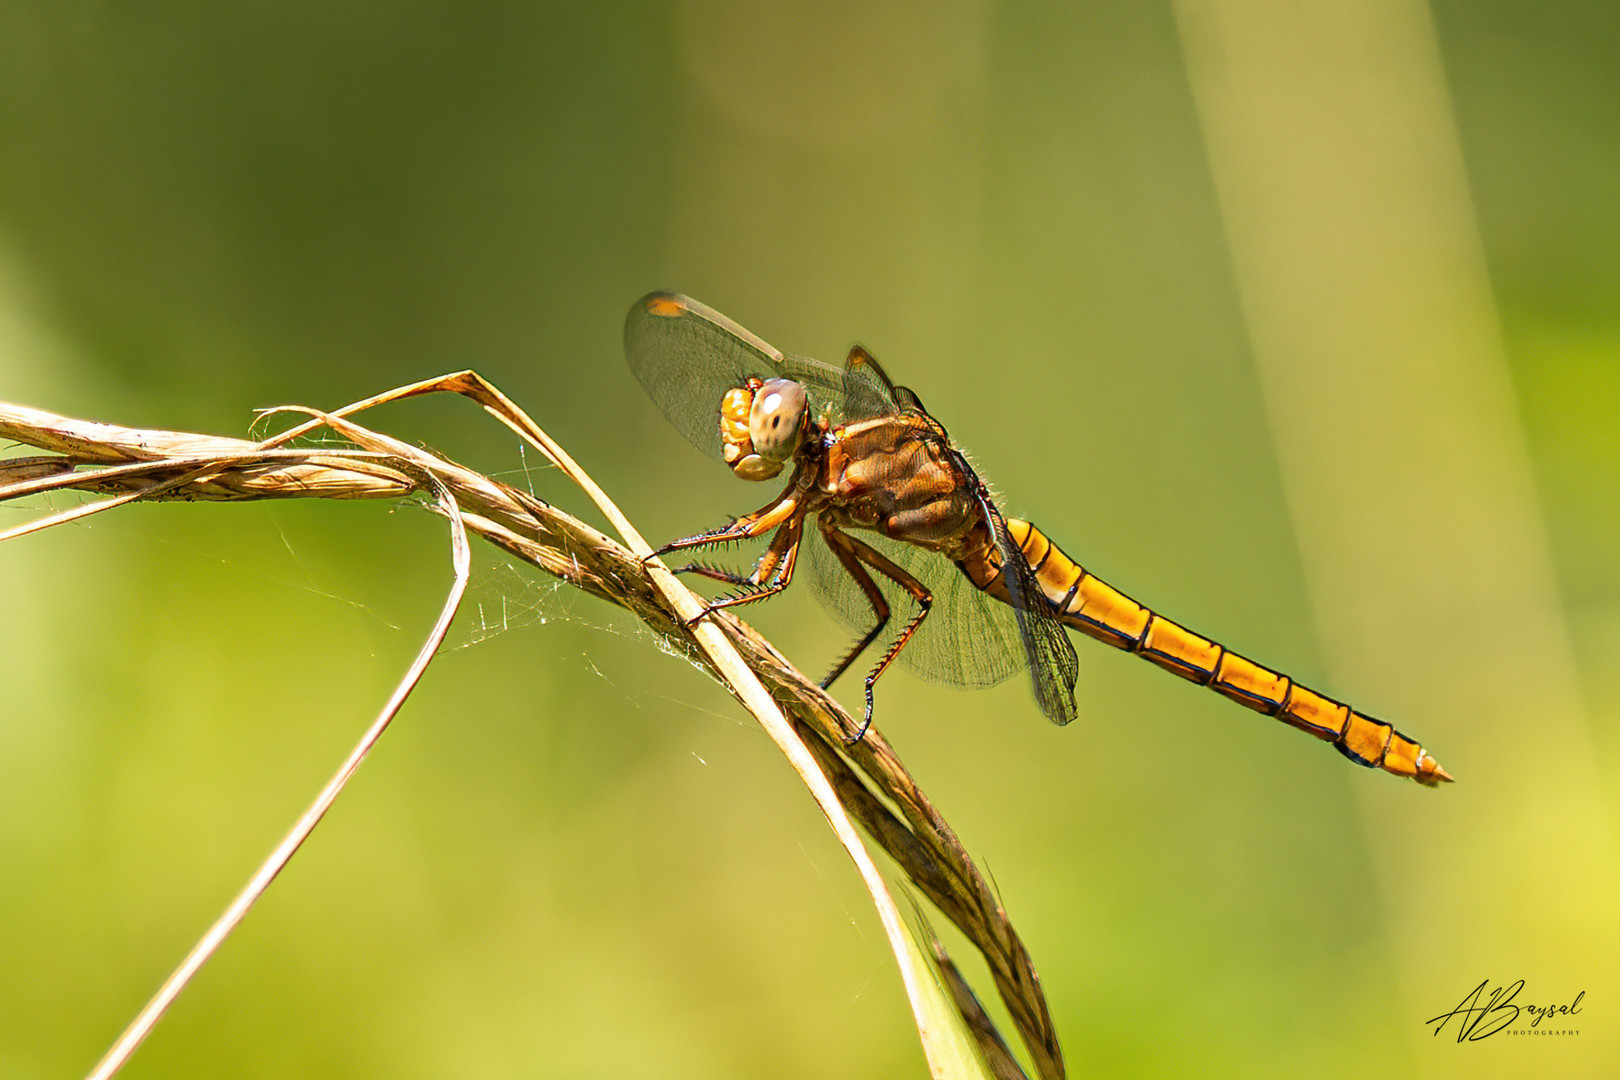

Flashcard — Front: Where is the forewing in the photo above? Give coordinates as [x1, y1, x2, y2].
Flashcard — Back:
[841, 345, 905, 423]
[624, 292, 846, 458]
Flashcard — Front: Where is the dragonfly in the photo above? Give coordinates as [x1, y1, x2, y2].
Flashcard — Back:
[625, 292, 1451, 786]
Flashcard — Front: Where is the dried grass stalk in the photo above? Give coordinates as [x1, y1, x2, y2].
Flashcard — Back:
[0, 373, 1065, 1080]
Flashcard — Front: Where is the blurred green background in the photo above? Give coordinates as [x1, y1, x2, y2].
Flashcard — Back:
[1, 1, 1615, 1077]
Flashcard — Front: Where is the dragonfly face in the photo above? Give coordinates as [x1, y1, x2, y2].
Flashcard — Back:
[625, 292, 1451, 785]
[718, 377, 809, 481]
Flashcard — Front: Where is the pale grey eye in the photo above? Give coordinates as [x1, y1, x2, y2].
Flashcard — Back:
[748, 378, 807, 462]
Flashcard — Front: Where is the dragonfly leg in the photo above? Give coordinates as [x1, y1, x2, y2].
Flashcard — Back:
[651, 472, 809, 560]
[671, 563, 756, 585]
[818, 521, 933, 743]
[692, 515, 803, 617]
[662, 515, 804, 626]
[644, 473, 812, 623]
[816, 529, 891, 691]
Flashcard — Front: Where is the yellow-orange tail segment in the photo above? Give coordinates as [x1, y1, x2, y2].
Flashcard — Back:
[1004, 519, 1451, 786]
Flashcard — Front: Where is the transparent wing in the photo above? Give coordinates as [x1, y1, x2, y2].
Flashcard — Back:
[975, 485, 1079, 725]
[841, 344, 906, 424]
[805, 519, 1028, 690]
[624, 292, 865, 459]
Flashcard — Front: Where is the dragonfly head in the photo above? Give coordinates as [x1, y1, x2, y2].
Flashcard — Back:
[719, 376, 808, 481]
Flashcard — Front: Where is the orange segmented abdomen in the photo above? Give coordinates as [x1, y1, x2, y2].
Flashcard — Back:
[1004, 519, 1451, 786]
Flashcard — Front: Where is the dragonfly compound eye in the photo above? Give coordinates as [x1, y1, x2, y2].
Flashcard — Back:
[748, 378, 808, 463]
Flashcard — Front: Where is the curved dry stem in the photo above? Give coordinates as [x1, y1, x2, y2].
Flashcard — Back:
[0, 381, 1064, 1080]
[83, 467, 472, 1080]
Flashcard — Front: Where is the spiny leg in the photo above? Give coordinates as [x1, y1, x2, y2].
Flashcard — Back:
[649, 475, 807, 561]
[695, 514, 803, 615]
[662, 512, 804, 625]
[817, 521, 892, 692]
[644, 475, 810, 622]
[819, 522, 933, 742]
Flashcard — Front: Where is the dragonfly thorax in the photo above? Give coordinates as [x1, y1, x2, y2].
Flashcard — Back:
[720, 376, 810, 481]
